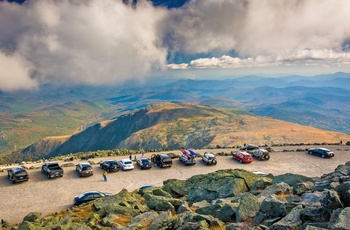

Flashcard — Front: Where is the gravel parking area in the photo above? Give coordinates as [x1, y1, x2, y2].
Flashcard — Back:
[1, 145, 350, 226]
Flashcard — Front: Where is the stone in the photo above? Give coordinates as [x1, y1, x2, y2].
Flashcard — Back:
[300, 206, 329, 222]
[259, 195, 288, 218]
[300, 191, 325, 206]
[258, 182, 292, 202]
[269, 205, 303, 230]
[335, 182, 350, 207]
[17, 221, 41, 230]
[321, 190, 343, 216]
[100, 214, 122, 228]
[177, 201, 192, 214]
[272, 173, 314, 187]
[251, 177, 273, 194]
[328, 207, 350, 230]
[293, 181, 315, 195]
[147, 211, 174, 230]
[235, 193, 259, 222]
[162, 179, 188, 197]
[23, 212, 41, 222]
[216, 203, 237, 222]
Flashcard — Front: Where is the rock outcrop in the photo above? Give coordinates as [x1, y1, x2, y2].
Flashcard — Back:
[9, 162, 350, 230]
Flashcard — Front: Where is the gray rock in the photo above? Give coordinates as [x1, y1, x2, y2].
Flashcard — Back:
[328, 207, 350, 230]
[162, 179, 188, 197]
[300, 191, 325, 206]
[216, 203, 237, 222]
[143, 193, 182, 212]
[236, 193, 259, 222]
[300, 206, 329, 222]
[22, 212, 41, 222]
[272, 173, 314, 187]
[258, 182, 291, 202]
[299, 222, 329, 230]
[293, 181, 315, 195]
[321, 190, 343, 216]
[251, 177, 273, 194]
[177, 201, 192, 214]
[100, 214, 122, 228]
[225, 223, 238, 230]
[262, 217, 282, 227]
[269, 205, 303, 230]
[259, 195, 288, 218]
[147, 211, 174, 230]
[125, 210, 159, 229]
[335, 182, 350, 207]
[192, 200, 211, 209]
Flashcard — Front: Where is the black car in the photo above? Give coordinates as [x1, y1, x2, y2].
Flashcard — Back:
[100, 160, 120, 172]
[7, 166, 29, 184]
[76, 163, 94, 177]
[151, 153, 173, 168]
[136, 158, 153, 169]
[73, 191, 112, 206]
[308, 148, 334, 158]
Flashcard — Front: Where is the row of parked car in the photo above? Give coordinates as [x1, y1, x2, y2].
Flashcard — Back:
[6, 146, 334, 184]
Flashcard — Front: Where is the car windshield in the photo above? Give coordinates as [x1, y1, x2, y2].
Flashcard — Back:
[13, 168, 26, 174]
[108, 161, 117, 165]
[124, 161, 132, 165]
[141, 159, 149, 164]
[208, 156, 215, 160]
[82, 166, 92, 170]
[244, 155, 251, 158]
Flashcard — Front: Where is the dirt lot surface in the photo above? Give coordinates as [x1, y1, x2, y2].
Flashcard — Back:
[1, 145, 350, 226]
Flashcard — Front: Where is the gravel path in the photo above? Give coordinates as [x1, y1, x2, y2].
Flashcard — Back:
[1, 145, 350, 226]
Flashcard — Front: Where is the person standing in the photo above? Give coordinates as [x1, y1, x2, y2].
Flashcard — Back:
[103, 170, 108, 182]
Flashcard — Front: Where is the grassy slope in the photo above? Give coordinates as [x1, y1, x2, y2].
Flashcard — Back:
[0, 100, 113, 156]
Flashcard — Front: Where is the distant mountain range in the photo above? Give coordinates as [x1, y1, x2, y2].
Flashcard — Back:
[1, 72, 350, 162]
[4, 102, 350, 163]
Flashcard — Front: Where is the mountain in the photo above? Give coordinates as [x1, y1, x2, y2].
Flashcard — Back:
[5, 102, 350, 163]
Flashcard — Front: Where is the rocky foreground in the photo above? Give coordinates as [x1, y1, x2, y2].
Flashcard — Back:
[6, 161, 350, 230]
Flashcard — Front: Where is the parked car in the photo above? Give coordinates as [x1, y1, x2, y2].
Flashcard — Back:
[202, 152, 217, 165]
[179, 153, 196, 165]
[308, 148, 334, 158]
[136, 157, 153, 169]
[76, 163, 93, 177]
[151, 153, 173, 168]
[118, 159, 134, 171]
[41, 162, 64, 179]
[240, 144, 259, 153]
[251, 149, 270, 161]
[7, 166, 29, 184]
[233, 151, 253, 163]
[73, 191, 112, 206]
[100, 160, 120, 172]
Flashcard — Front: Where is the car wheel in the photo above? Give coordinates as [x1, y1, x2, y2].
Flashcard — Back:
[240, 159, 243, 163]
[265, 155, 270, 160]
[308, 151, 312, 155]
[47, 174, 51, 179]
[322, 155, 325, 158]
[12, 180, 16, 184]
[107, 168, 110, 173]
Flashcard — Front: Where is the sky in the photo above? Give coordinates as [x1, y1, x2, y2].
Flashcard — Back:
[1, 0, 350, 91]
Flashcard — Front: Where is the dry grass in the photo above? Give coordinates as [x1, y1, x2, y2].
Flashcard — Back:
[114, 214, 131, 226]
[70, 203, 96, 222]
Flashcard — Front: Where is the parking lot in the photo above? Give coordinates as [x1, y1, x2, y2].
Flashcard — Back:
[1, 145, 350, 225]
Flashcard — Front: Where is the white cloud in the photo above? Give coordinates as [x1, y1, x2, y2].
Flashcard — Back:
[0, 0, 168, 91]
[1, 0, 350, 91]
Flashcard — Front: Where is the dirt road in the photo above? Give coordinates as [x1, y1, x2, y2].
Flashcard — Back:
[1, 145, 350, 225]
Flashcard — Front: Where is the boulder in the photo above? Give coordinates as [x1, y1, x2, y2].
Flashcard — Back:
[177, 201, 192, 214]
[17, 221, 41, 230]
[272, 173, 314, 187]
[335, 182, 350, 207]
[216, 203, 238, 222]
[328, 207, 350, 230]
[23, 212, 41, 222]
[235, 193, 259, 222]
[100, 214, 122, 228]
[147, 211, 175, 230]
[251, 177, 273, 194]
[143, 193, 182, 212]
[258, 182, 292, 202]
[300, 191, 325, 206]
[259, 195, 288, 218]
[300, 222, 329, 230]
[124, 210, 159, 229]
[300, 206, 329, 222]
[162, 179, 188, 197]
[174, 211, 224, 229]
[321, 190, 343, 216]
[269, 205, 303, 230]
[293, 181, 315, 195]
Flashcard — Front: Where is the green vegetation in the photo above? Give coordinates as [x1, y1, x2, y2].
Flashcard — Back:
[0, 100, 114, 157]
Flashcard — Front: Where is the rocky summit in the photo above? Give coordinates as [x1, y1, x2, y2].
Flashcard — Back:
[5, 161, 350, 230]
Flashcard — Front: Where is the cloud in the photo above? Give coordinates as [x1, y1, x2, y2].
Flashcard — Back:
[0, 0, 168, 91]
[1, 0, 350, 91]
[163, 0, 350, 70]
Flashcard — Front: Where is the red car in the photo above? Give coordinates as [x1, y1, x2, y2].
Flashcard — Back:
[233, 151, 253, 163]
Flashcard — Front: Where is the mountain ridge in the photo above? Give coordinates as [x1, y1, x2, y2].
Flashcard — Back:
[4, 102, 350, 163]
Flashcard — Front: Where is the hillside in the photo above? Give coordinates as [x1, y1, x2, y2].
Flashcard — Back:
[6, 102, 350, 163]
